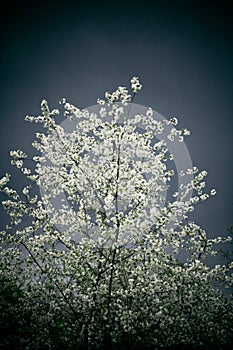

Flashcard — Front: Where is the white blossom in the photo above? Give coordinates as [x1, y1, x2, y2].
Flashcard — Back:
[210, 188, 217, 196]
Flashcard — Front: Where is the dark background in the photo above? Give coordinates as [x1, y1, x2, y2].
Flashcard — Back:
[0, 0, 232, 240]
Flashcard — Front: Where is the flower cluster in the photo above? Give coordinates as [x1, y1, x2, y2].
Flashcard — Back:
[104, 86, 131, 105]
[130, 76, 142, 93]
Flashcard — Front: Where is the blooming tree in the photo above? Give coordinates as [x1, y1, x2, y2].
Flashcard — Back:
[0, 77, 233, 349]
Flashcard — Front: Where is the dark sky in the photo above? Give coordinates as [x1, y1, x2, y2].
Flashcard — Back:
[0, 1, 232, 239]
